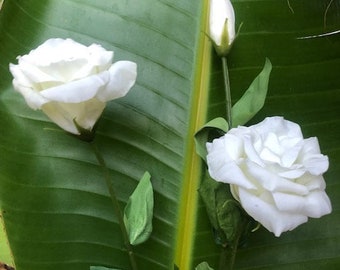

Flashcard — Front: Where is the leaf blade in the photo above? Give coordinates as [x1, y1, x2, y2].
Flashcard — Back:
[231, 58, 272, 127]
[124, 172, 154, 246]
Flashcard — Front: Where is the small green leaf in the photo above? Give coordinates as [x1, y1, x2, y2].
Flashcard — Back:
[90, 266, 122, 270]
[124, 171, 154, 245]
[194, 117, 229, 162]
[199, 172, 257, 248]
[198, 172, 232, 246]
[231, 58, 272, 127]
[195, 261, 215, 270]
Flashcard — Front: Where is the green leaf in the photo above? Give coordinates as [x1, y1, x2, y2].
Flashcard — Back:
[194, 117, 228, 162]
[199, 173, 256, 247]
[195, 261, 214, 270]
[124, 172, 154, 246]
[90, 267, 122, 270]
[0, 214, 13, 265]
[231, 58, 272, 127]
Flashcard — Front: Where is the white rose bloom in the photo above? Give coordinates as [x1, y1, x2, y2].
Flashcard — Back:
[9, 38, 137, 135]
[209, 0, 235, 55]
[206, 116, 332, 236]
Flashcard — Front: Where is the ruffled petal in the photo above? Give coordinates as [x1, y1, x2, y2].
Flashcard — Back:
[17, 38, 114, 83]
[223, 133, 244, 161]
[39, 72, 110, 103]
[272, 192, 308, 213]
[10, 62, 57, 88]
[303, 191, 332, 218]
[41, 99, 105, 134]
[207, 137, 256, 189]
[254, 116, 303, 138]
[245, 161, 309, 195]
[272, 190, 332, 218]
[304, 154, 329, 175]
[96, 61, 137, 102]
[11, 80, 48, 110]
[238, 188, 308, 236]
[296, 174, 326, 191]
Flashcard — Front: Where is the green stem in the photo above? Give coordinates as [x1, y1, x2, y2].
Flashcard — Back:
[218, 245, 238, 270]
[218, 247, 228, 270]
[218, 221, 245, 270]
[222, 56, 232, 128]
[91, 141, 138, 270]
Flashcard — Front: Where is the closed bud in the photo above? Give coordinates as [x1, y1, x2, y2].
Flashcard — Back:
[209, 0, 236, 56]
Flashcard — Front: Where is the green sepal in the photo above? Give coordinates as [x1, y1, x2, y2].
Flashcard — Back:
[73, 118, 97, 142]
[214, 19, 233, 57]
[124, 171, 154, 245]
[199, 172, 257, 248]
[195, 261, 215, 270]
[231, 58, 272, 127]
[194, 117, 229, 162]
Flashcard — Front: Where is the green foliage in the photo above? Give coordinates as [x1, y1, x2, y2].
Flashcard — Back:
[195, 261, 214, 270]
[194, 117, 228, 162]
[231, 58, 272, 127]
[0, 215, 13, 265]
[124, 171, 154, 245]
[90, 267, 121, 270]
[0, 1, 340, 270]
[198, 173, 256, 248]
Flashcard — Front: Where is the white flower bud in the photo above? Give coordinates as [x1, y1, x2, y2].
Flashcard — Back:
[209, 0, 236, 56]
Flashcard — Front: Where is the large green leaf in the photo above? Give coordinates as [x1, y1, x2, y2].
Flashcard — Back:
[193, 1, 340, 269]
[0, 1, 340, 270]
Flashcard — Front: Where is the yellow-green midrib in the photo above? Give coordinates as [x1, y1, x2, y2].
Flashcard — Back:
[174, 0, 212, 268]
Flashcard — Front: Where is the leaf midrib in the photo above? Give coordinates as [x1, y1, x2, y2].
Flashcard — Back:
[174, 0, 212, 268]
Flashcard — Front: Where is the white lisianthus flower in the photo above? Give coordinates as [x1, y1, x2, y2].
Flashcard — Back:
[209, 0, 236, 56]
[9, 38, 137, 136]
[206, 116, 332, 236]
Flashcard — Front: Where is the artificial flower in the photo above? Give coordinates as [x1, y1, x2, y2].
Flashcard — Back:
[209, 0, 236, 55]
[9, 38, 137, 135]
[206, 116, 332, 236]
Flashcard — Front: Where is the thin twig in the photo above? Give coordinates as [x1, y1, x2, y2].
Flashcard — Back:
[218, 218, 247, 270]
[222, 57, 232, 128]
[91, 141, 138, 270]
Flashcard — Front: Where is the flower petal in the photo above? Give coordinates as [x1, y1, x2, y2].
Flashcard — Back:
[17, 38, 114, 83]
[42, 99, 105, 134]
[254, 116, 303, 138]
[39, 72, 109, 103]
[245, 161, 309, 195]
[207, 137, 256, 189]
[11, 81, 48, 110]
[272, 190, 332, 218]
[209, 0, 235, 46]
[296, 174, 326, 191]
[303, 191, 332, 218]
[238, 188, 308, 236]
[96, 61, 137, 102]
[305, 154, 329, 175]
[10, 62, 60, 88]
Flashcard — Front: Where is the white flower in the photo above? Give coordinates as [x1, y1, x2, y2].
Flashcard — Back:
[206, 116, 332, 236]
[209, 0, 236, 55]
[9, 38, 137, 135]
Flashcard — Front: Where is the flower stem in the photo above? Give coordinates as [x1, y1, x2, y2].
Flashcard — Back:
[221, 56, 232, 128]
[218, 220, 246, 270]
[90, 141, 138, 270]
[218, 245, 238, 270]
